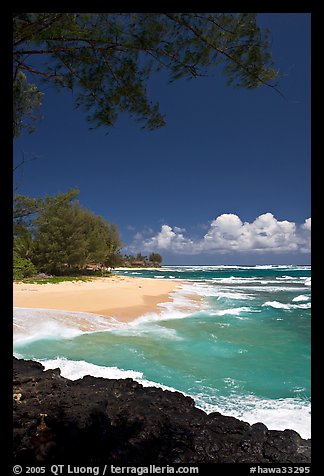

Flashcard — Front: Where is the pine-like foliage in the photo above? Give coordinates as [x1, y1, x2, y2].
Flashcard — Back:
[13, 12, 278, 136]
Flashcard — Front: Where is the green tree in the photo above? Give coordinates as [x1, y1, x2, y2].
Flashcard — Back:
[13, 71, 44, 137]
[31, 198, 89, 273]
[13, 194, 41, 260]
[13, 189, 122, 275]
[135, 252, 147, 261]
[149, 252, 163, 265]
[14, 227, 34, 260]
[13, 12, 278, 136]
[104, 251, 124, 268]
[13, 193, 41, 222]
[13, 189, 81, 265]
[13, 188, 79, 223]
[79, 210, 110, 264]
[103, 223, 123, 267]
[13, 251, 37, 280]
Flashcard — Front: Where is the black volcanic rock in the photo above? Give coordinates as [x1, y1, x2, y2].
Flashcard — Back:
[13, 357, 311, 463]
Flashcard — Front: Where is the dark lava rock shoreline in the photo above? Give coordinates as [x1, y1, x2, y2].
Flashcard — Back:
[13, 357, 311, 464]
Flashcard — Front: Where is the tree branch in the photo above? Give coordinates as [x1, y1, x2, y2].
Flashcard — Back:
[18, 63, 64, 79]
[14, 45, 117, 56]
[14, 13, 65, 47]
[183, 13, 237, 35]
[13, 152, 40, 193]
[163, 13, 284, 97]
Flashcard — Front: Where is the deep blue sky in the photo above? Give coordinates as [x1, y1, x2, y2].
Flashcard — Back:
[13, 13, 311, 265]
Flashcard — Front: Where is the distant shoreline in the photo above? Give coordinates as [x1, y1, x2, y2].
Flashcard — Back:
[114, 267, 163, 271]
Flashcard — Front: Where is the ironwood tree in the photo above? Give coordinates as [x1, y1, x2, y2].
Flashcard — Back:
[13, 12, 278, 137]
[13, 189, 123, 274]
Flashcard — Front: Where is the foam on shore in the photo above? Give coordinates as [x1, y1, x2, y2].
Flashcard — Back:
[35, 356, 311, 439]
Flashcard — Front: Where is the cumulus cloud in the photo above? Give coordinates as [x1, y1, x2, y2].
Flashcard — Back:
[299, 217, 311, 252]
[203, 212, 299, 253]
[141, 224, 194, 252]
[132, 213, 311, 255]
[302, 217, 311, 231]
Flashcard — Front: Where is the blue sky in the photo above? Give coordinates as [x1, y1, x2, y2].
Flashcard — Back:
[13, 13, 311, 265]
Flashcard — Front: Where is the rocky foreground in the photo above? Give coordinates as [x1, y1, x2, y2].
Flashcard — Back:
[13, 357, 311, 463]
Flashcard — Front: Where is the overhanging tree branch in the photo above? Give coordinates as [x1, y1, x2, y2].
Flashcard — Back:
[13, 12, 281, 136]
[14, 13, 65, 46]
[163, 12, 284, 97]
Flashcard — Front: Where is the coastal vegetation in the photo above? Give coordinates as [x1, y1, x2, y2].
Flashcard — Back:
[13, 189, 162, 280]
[15, 275, 92, 284]
[122, 252, 163, 267]
[13, 252, 37, 280]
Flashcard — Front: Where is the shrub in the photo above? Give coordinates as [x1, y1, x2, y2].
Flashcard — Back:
[13, 252, 37, 280]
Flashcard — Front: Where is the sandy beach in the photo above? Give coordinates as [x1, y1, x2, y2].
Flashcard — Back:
[13, 276, 182, 323]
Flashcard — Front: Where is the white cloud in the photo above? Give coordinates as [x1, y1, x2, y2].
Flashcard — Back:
[299, 217, 311, 253]
[302, 217, 311, 231]
[133, 213, 311, 255]
[174, 226, 186, 233]
[143, 224, 194, 252]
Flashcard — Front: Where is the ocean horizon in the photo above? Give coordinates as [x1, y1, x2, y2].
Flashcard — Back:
[13, 264, 311, 439]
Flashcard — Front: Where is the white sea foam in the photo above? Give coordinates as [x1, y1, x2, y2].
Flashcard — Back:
[234, 285, 307, 292]
[162, 265, 242, 272]
[263, 301, 291, 310]
[194, 393, 311, 439]
[210, 307, 260, 317]
[42, 357, 145, 380]
[112, 321, 184, 340]
[183, 282, 308, 296]
[215, 291, 254, 300]
[210, 277, 260, 284]
[38, 357, 311, 439]
[292, 295, 310, 302]
[13, 307, 124, 345]
[126, 302, 198, 329]
[161, 265, 310, 272]
[275, 277, 307, 284]
[251, 265, 310, 271]
[251, 265, 296, 269]
[40, 357, 177, 392]
[13, 285, 203, 345]
[207, 277, 306, 286]
[262, 301, 311, 310]
[182, 283, 254, 300]
[304, 278, 311, 286]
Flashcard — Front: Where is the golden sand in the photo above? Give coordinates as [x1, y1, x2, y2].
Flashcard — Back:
[13, 276, 181, 323]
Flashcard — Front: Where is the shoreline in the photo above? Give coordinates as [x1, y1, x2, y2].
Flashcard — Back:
[13, 271, 311, 441]
[13, 276, 196, 324]
[13, 357, 311, 463]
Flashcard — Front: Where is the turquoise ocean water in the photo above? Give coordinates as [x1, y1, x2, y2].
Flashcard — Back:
[13, 265, 311, 438]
